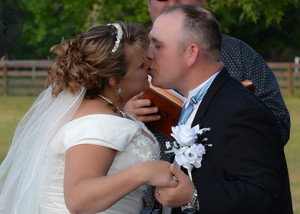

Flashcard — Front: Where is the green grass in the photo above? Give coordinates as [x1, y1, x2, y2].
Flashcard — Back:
[0, 95, 37, 160]
[285, 96, 300, 213]
[0, 95, 299, 213]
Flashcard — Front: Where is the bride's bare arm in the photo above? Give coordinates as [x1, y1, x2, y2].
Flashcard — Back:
[64, 143, 176, 214]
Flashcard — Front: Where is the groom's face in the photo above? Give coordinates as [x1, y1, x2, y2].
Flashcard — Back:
[147, 0, 206, 22]
[147, 11, 188, 90]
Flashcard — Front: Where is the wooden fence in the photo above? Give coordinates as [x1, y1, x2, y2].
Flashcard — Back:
[0, 60, 51, 95]
[0, 60, 300, 95]
[268, 62, 300, 96]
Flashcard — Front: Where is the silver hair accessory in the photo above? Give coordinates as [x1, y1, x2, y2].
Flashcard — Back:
[108, 23, 123, 53]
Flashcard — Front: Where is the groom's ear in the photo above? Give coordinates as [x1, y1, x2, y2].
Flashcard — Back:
[186, 43, 199, 67]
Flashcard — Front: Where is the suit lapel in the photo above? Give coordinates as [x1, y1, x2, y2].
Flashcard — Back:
[192, 68, 231, 127]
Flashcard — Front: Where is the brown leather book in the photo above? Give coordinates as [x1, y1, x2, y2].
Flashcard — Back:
[143, 80, 255, 139]
[143, 84, 183, 139]
[241, 79, 256, 93]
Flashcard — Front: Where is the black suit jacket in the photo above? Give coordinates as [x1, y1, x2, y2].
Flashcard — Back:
[172, 68, 293, 214]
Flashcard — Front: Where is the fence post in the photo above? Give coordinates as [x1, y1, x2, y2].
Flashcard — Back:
[286, 63, 293, 96]
[32, 61, 36, 79]
[3, 61, 8, 95]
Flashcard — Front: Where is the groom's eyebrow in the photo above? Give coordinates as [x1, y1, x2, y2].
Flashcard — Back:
[150, 36, 163, 46]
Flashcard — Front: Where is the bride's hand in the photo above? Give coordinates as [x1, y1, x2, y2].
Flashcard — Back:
[142, 161, 178, 188]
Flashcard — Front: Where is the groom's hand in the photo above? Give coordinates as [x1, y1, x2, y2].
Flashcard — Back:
[155, 164, 195, 207]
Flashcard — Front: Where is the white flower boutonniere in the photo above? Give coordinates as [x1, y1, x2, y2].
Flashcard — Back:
[166, 124, 212, 180]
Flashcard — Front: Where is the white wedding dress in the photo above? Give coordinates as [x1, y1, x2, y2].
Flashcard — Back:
[2, 114, 160, 214]
[40, 114, 160, 214]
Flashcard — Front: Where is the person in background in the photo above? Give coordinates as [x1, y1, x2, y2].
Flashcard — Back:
[0, 22, 178, 214]
[125, 0, 290, 146]
[148, 5, 293, 213]
[0, 0, 23, 57]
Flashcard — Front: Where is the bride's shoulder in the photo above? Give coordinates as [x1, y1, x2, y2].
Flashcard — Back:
[59, 115, 141, 150]
[71, 99, 119, 121]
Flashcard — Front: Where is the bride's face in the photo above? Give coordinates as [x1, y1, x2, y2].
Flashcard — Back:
[119, 47, 150, 101]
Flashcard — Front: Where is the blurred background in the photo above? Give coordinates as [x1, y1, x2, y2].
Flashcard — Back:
[0, 0, 299, 61]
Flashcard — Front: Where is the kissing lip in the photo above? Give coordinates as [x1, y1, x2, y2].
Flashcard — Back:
[147, 67, 152, 75]
[148, 67, 156, 75]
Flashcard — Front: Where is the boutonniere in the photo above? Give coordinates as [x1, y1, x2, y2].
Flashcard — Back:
[166, 124, 212, 180]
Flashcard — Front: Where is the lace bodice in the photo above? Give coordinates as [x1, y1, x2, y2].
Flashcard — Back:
[39, 114, 160, 213]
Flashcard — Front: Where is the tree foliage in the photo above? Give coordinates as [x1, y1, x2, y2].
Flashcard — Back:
[8, 0, 95, 59]
[206, 0, 296, 28]
[206, 0, 300, 60]
[5, 0, 300, 60]
[92, 0, 150, 26]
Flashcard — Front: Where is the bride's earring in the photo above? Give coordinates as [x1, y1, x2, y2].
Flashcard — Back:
[116, 85, 122, 96]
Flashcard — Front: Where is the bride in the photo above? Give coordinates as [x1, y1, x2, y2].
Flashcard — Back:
[0, 22, 177, 213]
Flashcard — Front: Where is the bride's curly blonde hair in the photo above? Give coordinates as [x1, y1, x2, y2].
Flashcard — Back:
[46, 22, 149, 98]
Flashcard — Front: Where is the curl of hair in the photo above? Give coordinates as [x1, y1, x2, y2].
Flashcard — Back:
[46, 22, 149, 99]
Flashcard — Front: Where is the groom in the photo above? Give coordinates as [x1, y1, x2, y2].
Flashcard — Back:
[147, 5, 293, 214]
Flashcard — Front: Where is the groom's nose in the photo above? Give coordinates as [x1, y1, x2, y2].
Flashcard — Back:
[146, 44, 154, 61]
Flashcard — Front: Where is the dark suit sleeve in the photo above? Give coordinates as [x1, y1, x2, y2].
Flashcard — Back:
[193, 93, 291, 214]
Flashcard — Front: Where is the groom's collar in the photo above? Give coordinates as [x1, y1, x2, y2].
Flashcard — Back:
[191, 68, 231, 126]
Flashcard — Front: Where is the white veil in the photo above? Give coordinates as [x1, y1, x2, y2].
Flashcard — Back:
[0, 86, 86, 213]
